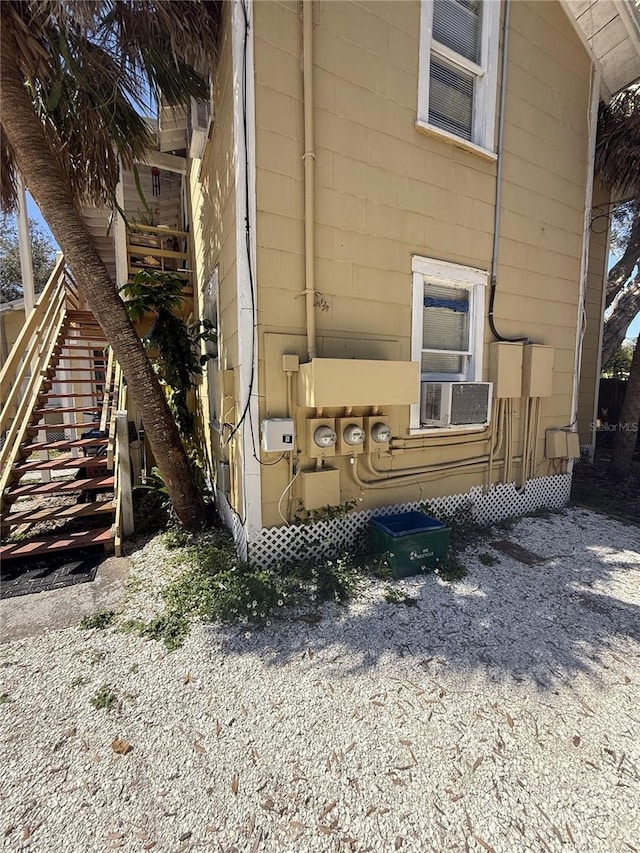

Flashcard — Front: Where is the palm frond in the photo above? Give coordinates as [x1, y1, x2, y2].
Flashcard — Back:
[0, 0, 223, 211]
[595, 86, 640, 197]
[1, 129, 18, 213]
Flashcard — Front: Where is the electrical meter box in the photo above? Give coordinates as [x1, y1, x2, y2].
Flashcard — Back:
[261, 418, 295, 452]
[546, 429, 568, 459]
[489, 342, 523, 398]
[300, 468, 340, 510]
[566, 431, 581, 459]
[522, 345, 554, 398]
[546, 429, 581, 460]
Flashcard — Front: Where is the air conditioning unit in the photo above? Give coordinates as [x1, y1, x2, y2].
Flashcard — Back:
[187, 97, 212, 159]
[420, 382, 493, 428]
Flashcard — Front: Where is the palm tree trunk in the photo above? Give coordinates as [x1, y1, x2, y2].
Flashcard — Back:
[1, 32, 207, 531]
[601, 279, 640, 367]
[606, 209, 640, 309]
[608, 333, 640, 480]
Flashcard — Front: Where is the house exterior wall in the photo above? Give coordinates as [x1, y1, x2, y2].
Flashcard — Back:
[0, 306, 26, 366]
[189, 0, 244, 515]
[577, 182, 610, 448]
[248, 0, 592, 528]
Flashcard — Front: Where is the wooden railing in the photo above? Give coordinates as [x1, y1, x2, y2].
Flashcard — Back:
[0, 258, 68, 496]
[112, 375, 134, 557]
[126, 222, 192, 290]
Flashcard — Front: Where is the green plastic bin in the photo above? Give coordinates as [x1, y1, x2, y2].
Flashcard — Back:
[369, 511, 450, 579]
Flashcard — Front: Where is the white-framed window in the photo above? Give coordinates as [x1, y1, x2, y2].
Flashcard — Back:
[411, 256, 487, 429]
[417, 0, 500, 153]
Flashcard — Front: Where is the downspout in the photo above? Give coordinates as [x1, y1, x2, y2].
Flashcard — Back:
[488, 0, 528, 344]
[302, 0, 317, 360]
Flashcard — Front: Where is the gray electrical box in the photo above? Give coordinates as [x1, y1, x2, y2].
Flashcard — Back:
[261, 418, 295, 452]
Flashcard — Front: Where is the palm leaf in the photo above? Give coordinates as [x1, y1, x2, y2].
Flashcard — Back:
[596, 86, 640, 198]
[0, 0, 222, 212]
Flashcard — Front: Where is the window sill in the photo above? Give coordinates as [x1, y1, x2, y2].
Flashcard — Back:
[415, 121, 497, 163]
[408, 424, 489, 437]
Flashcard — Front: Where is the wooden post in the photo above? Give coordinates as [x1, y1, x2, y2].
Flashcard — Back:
[16, 176, 35, 317]
[116, 411, 134, 536]
[114, 171, 129, 291]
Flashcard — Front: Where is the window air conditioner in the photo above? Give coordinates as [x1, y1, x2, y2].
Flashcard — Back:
[187, 97, 212, 159]
[421, 381, 493, 428]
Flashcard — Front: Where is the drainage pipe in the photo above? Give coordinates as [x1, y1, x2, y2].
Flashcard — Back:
[302, 0, 317, 360]
[363, 451, 489, 481]
[489, 0, 528, 344]
[351, 453, 522, 490]
[517, 397, 530, 489]
[486, 397, 505, 488]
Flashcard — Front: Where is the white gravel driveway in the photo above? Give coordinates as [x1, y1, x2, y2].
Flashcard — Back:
[1, 507, 639, 852]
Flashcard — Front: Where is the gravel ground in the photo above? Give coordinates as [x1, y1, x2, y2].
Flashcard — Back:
[1, 507, 639, 853]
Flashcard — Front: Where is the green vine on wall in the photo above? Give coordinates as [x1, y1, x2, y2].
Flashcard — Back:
[121, 270, 216, 438]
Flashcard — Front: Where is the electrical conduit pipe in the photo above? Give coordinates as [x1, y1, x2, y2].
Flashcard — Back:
[302, 0, 317, 360]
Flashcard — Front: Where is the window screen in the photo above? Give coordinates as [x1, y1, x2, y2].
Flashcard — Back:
[422, 281, 470, 376]
[432, 0, 481, 63]
[428, 58, 474, 141]
[423, 282, 470, 350]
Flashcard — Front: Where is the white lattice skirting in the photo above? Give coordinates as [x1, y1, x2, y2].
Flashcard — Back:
[216, 491, 248, 561]
[242, 473, 572, 568]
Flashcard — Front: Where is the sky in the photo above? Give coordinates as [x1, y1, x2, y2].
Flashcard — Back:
[26, 193, 57, 248]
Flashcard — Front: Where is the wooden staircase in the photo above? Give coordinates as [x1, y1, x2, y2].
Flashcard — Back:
[0, 263, 128, 566]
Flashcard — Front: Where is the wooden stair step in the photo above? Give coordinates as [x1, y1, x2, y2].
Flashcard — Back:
[60, 336, 107, 342]
[66, 311, 101, 319]
[0, 527, 113, 561]
[12, 454, 107, 474]
[59, 344, 107, 351]
[6, 476, 114, 498]
[40, 371, 105, 382]
[46, 364, 107, 373]
[28, 421, 102, 431]
[34, 406, 102, 415]
[3, 500, 115, 527]
[23, 436, 108, 452]
[62, 336, 104, 342]
[38, 392, 102, 399]
[50, 355, 107, 362]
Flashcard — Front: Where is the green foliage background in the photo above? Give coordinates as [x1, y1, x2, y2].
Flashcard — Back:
[0, 216, 56, 303]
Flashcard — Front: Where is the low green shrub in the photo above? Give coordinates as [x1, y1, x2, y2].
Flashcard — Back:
[80, 610, 116, 630]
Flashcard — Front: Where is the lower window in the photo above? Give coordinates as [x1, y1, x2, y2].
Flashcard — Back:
[411, 255, 488, 429]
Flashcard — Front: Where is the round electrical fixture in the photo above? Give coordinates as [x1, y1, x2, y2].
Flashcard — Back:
[313, 425, 337, 448]
[371, 422, 392, 443]
[343, 424, 365, 446]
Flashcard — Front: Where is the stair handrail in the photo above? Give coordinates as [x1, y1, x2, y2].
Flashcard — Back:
[99, 348, 115, 436]
[126, 221, 192, 287]
[106, 362, 122, 470]
[0, 255, 66, 407]
[112, 380, 134, 557]
[0, 274, 68, 497]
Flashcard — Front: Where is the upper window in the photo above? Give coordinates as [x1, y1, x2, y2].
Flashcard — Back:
[418, 0, 500, 152]
[411, 256, 487, 428]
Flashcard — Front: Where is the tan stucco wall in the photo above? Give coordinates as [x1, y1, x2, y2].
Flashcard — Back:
[249, 0, 592, 527]
[577, 182, 610, 446]
[189, 1, 244, 514]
